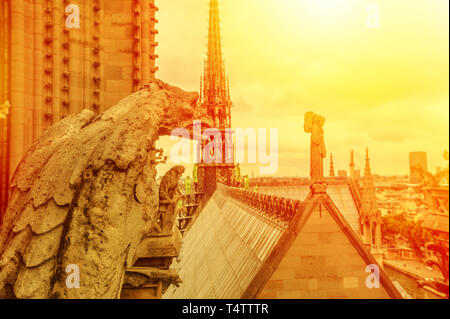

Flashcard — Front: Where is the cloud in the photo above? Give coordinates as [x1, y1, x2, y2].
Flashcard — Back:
[369, 129, 415, 143]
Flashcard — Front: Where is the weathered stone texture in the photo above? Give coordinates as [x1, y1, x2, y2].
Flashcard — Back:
[0, 80, 208, 299]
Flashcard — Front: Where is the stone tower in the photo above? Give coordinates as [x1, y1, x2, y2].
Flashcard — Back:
[360, 148, 381, 249]
[197, 0, 234, 198]
[361, 148, 377, 215]
[0, 0, 159, 218]
[349, 149, 356, 179]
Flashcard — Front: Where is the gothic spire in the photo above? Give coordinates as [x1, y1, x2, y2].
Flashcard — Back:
[329, 153, 335, 178]
[201, 0, 232, 129]
[361, 147, 377, 218]
[364, 147, 372, 177]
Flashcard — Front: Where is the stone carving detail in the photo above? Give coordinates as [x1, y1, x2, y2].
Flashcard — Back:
[304, 112, 326, 183]
[221, 184, 301, 223]
[123, 268, 182, 289]
[0, 79, 212, 299]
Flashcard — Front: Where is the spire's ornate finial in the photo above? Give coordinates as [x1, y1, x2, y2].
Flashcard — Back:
[329, 152, 335, 178]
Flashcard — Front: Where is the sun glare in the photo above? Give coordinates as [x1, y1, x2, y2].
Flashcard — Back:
[271, 0, 358, 31]
[304, 0, 342, 12]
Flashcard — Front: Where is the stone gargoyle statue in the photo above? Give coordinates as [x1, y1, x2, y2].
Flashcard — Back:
[154, 165, 185, 234]
[0, 79, 213, 299]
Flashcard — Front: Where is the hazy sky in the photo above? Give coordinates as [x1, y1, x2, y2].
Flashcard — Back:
[155, 0, 449, 178]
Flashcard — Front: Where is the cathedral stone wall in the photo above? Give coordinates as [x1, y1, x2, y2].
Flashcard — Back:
[0, 0, 158, 218]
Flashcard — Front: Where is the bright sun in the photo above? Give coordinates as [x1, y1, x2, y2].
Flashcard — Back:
[282, 0, 343, 13]
[271, 0, 359, 31]
[305, 0, 342, 10]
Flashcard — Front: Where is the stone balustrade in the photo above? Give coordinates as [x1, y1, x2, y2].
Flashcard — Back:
[248, 178, 347, 188]
[218, 184, 302, 223]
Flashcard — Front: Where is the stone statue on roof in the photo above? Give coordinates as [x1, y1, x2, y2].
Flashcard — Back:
[304, 112, 326, 183]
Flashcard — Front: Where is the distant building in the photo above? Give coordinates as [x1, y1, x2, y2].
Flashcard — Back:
[376, 186, 422, 217]
[409, 152, 428, 184]
[338, 170, 347, 178]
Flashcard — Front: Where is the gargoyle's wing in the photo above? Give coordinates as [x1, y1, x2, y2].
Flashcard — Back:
[0, 109, 95, 298]
[0, 88, 161, 298]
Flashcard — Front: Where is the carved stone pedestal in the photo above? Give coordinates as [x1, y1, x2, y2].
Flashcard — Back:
[134, 229, 182, 269]
[120, 229, 183, 299]
[120, 266, 182, 299]
[310, 182, 328, 194]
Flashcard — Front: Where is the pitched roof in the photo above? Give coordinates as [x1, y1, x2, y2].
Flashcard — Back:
[164, 184, 402, 299]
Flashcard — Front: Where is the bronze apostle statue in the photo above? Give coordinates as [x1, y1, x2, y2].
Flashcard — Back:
[304, 112, 326, 183]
